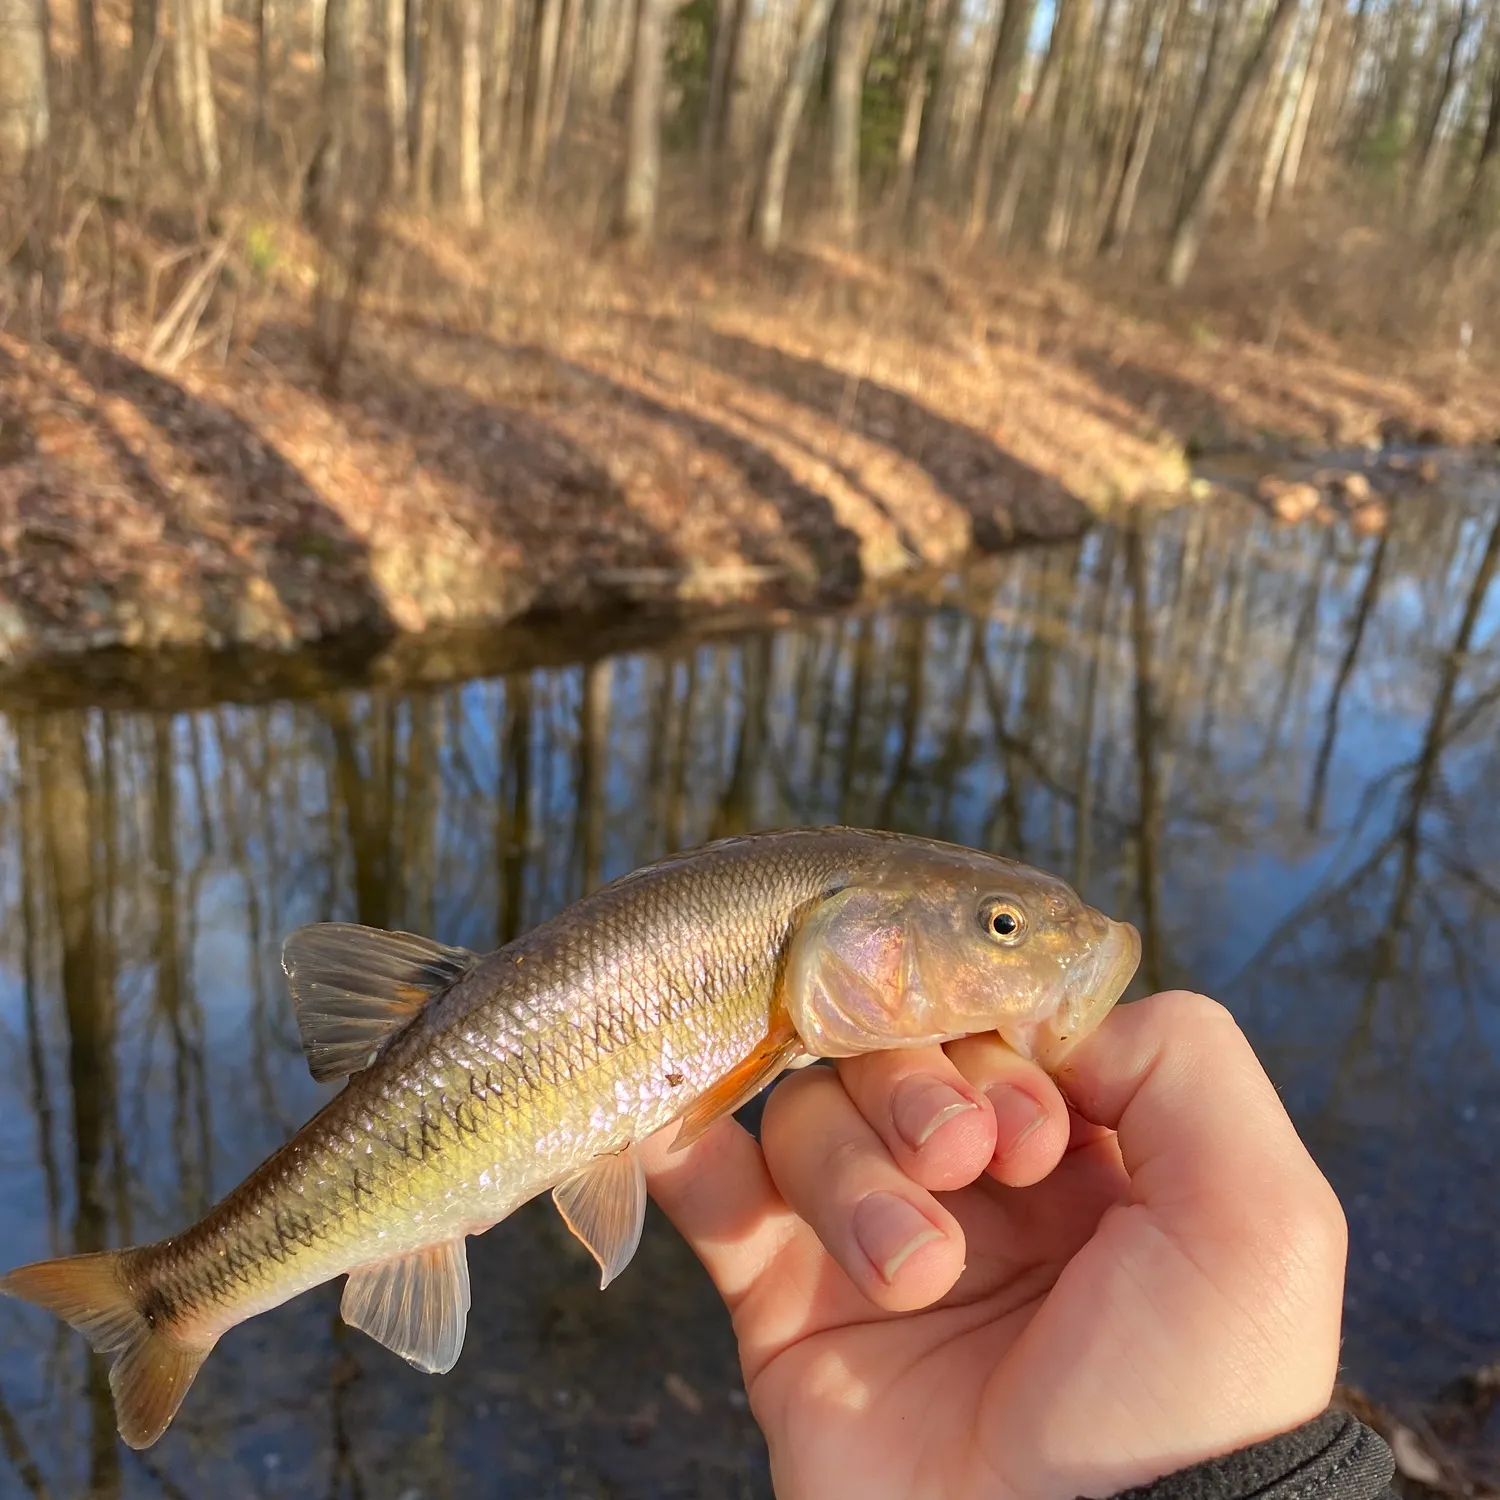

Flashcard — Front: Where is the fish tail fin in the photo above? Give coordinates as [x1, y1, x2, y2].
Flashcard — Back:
[1, 1251, 215, 1450]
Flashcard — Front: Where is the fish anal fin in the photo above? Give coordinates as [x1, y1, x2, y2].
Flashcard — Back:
[1, 1250, 215, 1450]
[671, 1005, 806, 1152]
[341, 1238, 471, 1375]
[552, 1146, 647, 1290]
[282, 923, 480, 1083]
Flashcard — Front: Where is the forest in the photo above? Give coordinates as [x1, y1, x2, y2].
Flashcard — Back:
[4, 0, 1500, 333]
[3, 0, 1500, 671]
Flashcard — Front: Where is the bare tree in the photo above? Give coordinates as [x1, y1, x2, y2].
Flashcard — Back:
[386, 0, 411, 191]
[886, 0, 943, 214]
[617, 0, 676, 242]
[829, 0, 876, 241]
[965, 0, 1037, 244]
[1099, 0, 1184, 255]
[1274, 0, 1335, 207]
[173, 0, 222, 184]
[526, 0, 564, 195]
[1458, 36, 1500, 232]
[0, 0, 49, 170]
[458, 0, 483, 220]
[1164, 0, 1302, 286]
[1255, 6, 1310, 223]
[756, 0, 840, 250]
[1410, 0, 1474, 206]
[991, 0, 1080, 247]
[905, 0, 965, 239]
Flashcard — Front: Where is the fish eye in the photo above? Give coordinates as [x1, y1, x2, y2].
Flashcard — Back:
[979, 898, 1027, 944]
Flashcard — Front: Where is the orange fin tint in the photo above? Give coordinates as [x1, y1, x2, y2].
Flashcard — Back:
[1, 1250, 214, 1449]
[282, 924, 479, 1083]
[341, 1237, 471, 1374]
[553, 1146, 647, 1289]
[671, 1006, 806, 1152]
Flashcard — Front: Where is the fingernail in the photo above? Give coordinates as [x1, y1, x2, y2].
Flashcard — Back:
[987, 1084, 1045, 1161]
[853, 1193, 943, 1283]
[892, 1076, 978, 1150]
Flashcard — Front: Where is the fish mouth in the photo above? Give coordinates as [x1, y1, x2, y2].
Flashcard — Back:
[1031, 918, 1142, 1072]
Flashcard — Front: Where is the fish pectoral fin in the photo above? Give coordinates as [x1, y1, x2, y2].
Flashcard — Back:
[282, 924, 480, 1083]
[552, 1146, 647, 1290]
[1, 1250, 215, 1450]
[670, 1008, 807, 1153]
[340, 1238, 472, 1375]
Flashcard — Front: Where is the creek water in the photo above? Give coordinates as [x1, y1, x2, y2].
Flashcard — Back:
[1, 482, 1497, 1498]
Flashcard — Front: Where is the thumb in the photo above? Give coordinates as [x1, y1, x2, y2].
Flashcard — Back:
[982, 992, 1348, 1499]
[1057, 990, 1347, 1311]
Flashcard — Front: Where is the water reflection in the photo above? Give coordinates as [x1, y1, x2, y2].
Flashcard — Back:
[0, 491, 1497, 1498]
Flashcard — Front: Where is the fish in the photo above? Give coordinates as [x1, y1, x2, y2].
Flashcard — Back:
[0, 826, 1140, 1450]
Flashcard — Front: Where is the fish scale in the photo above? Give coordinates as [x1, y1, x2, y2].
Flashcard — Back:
[0, 827, 1140, 1451]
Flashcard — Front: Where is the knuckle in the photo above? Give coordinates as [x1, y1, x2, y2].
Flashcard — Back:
[1243, 1170, 1349, 1289]
[1146, 989, 1241, 1039]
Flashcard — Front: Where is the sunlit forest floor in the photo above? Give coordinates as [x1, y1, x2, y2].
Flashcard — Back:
[5, 207, 1500, 667]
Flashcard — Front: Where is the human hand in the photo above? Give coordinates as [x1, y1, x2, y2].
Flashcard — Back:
[639, 991, 1348, 1500]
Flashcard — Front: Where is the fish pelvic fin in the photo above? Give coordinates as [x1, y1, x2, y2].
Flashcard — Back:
[282, 923, 480, 1083]
[341, 1238, 471, 1375]
[671, 1002, 806, 1152]
[553, 1146, 647, 1290]
[1, 1250, 215, 1450]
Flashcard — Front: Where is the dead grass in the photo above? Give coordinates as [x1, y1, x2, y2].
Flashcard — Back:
[2, 207, 1499, 671]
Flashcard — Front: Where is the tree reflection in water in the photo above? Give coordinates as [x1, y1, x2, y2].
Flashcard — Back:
[0, 491, 1496, 1499]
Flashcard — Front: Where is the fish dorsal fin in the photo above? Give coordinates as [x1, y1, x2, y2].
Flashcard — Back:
[670, 1001, 806, 1152]
[282, 923, 479, 1083]
[552, 1146, 647, 1290]
[341, 1238, 471, 1374]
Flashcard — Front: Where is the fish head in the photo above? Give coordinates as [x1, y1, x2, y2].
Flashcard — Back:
[783, 842, 1140, 1070]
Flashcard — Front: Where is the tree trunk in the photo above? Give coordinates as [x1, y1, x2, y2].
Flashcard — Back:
[386, 0, 410, 190]
[79, 0, 104, 107]
[415, 0, 441, 205]
[485, 0, 521, 193]
[886, 0, 941, 214]
[991, 0, 1077, 246]
[1255, 10, 1309, 223]
[905, 0, 962, 240]
[323, 0, 357, 197]
[525, 0, 563, 194]
[964, 0, 1036, 243]
[1041, 0, 1099, 257]
[603, 0, 639, 106]
[1099, 0, 1182, 256]
[755, 0, 840, 250]
[174, 0, 222, 183]
[131, 0, 159, 114]
[1320, 0, 1369, 160]
[1164, 0, 1302, 287]
[548, 0, 584, 153]
[1410, 0, 1472, 204]
[829, 0, 874, 241]
[458, 0, 482, 219]
[1458, 40, 1500, 232]
[699, 0, 739, 170]
[718, 0, 762, 231]
[616, 0, 672, 243]
[0, 0, 50, 169]
[1275, 0, 1333, 205]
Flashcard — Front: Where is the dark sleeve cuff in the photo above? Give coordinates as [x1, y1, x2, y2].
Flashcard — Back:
[1096, 1410, 1397, 1500]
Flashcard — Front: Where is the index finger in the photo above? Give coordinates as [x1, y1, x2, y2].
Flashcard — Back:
[637, 1115, 805, 1312]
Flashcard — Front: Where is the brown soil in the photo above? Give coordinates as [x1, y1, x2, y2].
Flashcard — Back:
[3, 218, 1498, 670]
